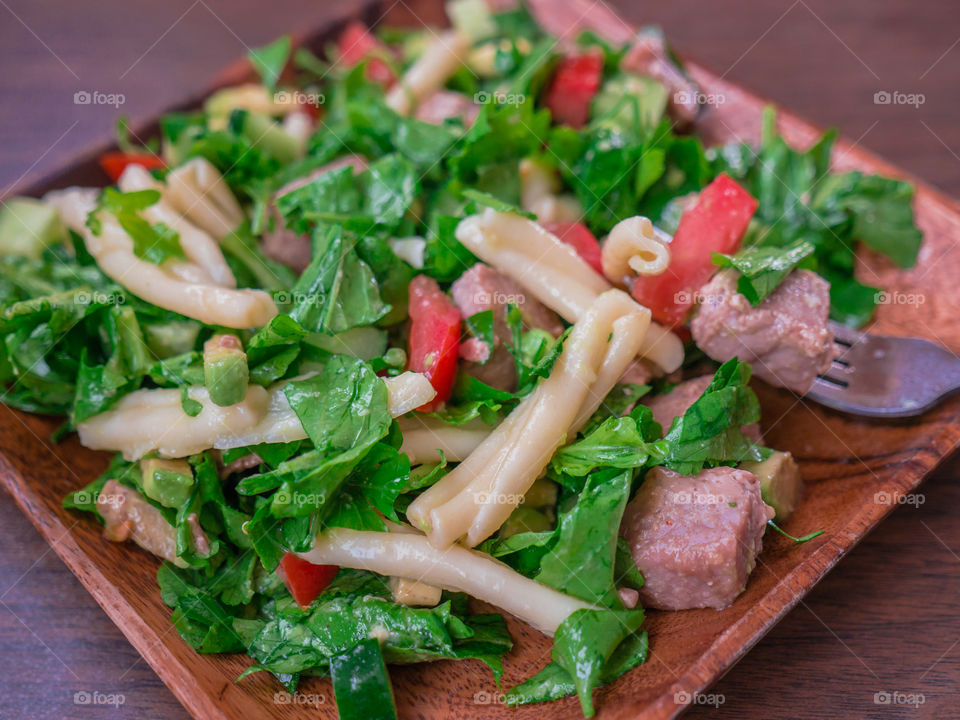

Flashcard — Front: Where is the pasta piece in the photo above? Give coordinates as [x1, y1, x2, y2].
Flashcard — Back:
[601, 215, 670, 285]
[382, 371, 437, 416]
[299, 527, 594, 635]
[164, 158, 245, 239]
[385, 30, 471, 116]
[519, 158, 582, 223]
[117, 165, 236, 288]
[44, 187, 277, 329]
[456, 209, 684, 372]
[406, 290, 649, 548]
[398, 415, 492, 464]
[78, 372, 433, 460]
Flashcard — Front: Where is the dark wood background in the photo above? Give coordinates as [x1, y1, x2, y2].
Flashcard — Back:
[0, 1, 957, 718]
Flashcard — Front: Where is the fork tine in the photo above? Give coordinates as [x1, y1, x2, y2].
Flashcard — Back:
[828, 321, 866, 347]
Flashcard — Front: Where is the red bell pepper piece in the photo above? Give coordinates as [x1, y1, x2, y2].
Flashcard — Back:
[544, 50, 604, 128]
[98, 152, 165, 183]
[630, 173, 758, 327]
[279, 552, 339, 609]
[542, 221, 604, 275]
[338, 21, 396, 87]
[407, 275, 461, 412]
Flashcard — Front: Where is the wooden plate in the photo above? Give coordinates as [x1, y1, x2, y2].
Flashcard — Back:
[2, 1, 958, 718]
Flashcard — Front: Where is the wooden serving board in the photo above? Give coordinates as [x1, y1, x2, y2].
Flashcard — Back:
[2, 1, 959, 719]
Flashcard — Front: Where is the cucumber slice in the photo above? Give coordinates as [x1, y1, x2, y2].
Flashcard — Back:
[0, 197, 67, 259]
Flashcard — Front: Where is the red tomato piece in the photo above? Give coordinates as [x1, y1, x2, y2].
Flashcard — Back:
[544, 50, 604, 128]
[407, 275, 462, 412]
[542, 221, 604, 275]
[279, 553, 338, 609]
[98, 152, 165, 183]
[338, 21, 396, 87]
[630, 173, 758, 327]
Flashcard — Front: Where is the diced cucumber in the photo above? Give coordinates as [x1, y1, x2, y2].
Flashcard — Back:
[741, 450, 803, 522]
[141, 458, 195, 508]
[0, 197, 67, 259]
[228, 109, 300, 164]
[592, 73, 669, 136]
[203, 334, 249, 407]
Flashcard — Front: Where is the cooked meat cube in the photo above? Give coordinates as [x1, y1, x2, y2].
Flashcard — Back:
[262, 155, 369, 272]
[642, 374, 762, 442]
[450, 263, 564, 390]
[690, 269, 835, 394]
[620, 466, 774, 610]
[414, 90, 480, 126]
[97, 480, 209, 567]
[620, 27, 701, 126]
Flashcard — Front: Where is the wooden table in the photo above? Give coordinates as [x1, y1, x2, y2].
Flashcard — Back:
[1, 1, 958, 718]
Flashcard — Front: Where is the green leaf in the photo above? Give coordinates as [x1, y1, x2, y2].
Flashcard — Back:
[329, 639, 398, 720]
[89, 188, 186, 266]
[536, 469, 632, 607]
[248, 36, 291, 92]
[713, 237, 816, 305]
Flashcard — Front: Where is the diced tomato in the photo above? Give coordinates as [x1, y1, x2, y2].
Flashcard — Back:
[98, 152, 165, 183]
[544, 50, 604, 128]
[279, 553, 338, 609]
[407, 275, 461, 412]
[542, 221, 604, 275]
[338, 21, 396, 87]
[630, 173, 758, 327]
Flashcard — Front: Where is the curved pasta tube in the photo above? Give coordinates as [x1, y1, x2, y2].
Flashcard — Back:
[398, 416, 492, 464]
[406, 290, 649, 548]
[456, 209, 684, 372]
[164, 158, 245, 239]
[77, 372, 434, 460]
[44, 187, 277, 329]
[117, 165, 236, 288]
[299, 528, 594, 636]
[385, 30, 470, 116]
[601, 216, 670, 285]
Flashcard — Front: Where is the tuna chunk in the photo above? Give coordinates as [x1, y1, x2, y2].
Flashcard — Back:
[642, 374, 762, 442]
[450, 263, 564, 390]
[620, 466, 774, 610]
[262, 155, 370, 273]
[415, 91, 480, 126]
[690, 269, 834, 394]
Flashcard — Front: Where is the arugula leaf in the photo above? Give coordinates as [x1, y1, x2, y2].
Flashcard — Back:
[551, 607, 646, 716]
[329, 639, 397, 720]
[289, 225, 390, 335]
[248, 36, 291, 92]
[551, 413, 659, 478]
[88, 188, 185, 266]
[246, 314, 307, 385]
[506, 630, 648, 707]
[661, 359, 766, 474]
[536, 469, 632, 607]
[712, 237, 816, 305]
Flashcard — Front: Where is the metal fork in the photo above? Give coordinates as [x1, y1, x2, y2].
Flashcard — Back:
[807, 322, 960, 418]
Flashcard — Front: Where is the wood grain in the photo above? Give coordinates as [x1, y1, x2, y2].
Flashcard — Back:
[1, 1, 959, 719]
